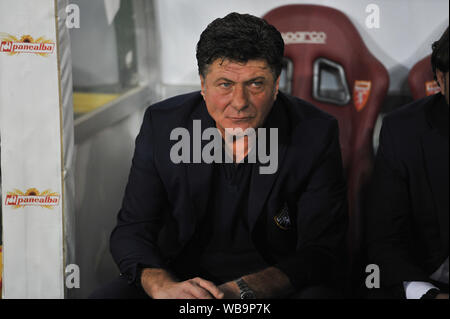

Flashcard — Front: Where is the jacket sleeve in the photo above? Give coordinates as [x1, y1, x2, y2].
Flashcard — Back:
[275, 119, 348, 289]
[110, 107, 169, 285]
[365, 118, 429, 288]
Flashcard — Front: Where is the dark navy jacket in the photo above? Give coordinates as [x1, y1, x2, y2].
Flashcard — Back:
[366, 94, 449, 292]
[110, 91, 348, 290]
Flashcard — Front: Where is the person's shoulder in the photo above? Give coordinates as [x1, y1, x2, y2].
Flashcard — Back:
[147, 91, 203, 114]
[383, 94, 438, 131]
[140, 91, 203, 133]
[276, 93, 339, 155]
[278, 92, 337, 125]
[380, 95, 444, 152]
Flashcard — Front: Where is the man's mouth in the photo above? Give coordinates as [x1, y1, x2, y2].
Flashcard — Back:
[228, 116, 254, 121]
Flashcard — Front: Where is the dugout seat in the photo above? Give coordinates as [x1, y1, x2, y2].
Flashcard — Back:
[263, 4, 390, 296]
[408, 55, 440, 100]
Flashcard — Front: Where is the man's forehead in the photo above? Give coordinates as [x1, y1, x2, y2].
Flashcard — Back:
[205, 58, 272, 78]
[216, 57, 268, 66]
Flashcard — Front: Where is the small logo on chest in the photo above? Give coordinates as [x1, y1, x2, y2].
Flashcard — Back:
[274, 202, 292, 230]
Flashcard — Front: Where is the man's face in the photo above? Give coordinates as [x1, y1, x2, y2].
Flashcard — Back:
[200, 59, 280, 135]
[436, 69, 449, 105]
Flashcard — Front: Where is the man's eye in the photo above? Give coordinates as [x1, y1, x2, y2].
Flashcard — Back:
[220, 82, 232, 88]
[250, 81, 264, 87]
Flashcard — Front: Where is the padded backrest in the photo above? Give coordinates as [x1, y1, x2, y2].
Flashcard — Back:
[264, 4, 389, 172]
[408, 55, 440, 100]
[263, 5, 390, 285]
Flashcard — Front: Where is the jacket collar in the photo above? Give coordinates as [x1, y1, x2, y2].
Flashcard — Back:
[248, 96, 289, 233]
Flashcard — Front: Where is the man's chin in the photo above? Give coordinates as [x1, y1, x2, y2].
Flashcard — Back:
[222, 119, 260, 131]
[223, 124, 257, 134]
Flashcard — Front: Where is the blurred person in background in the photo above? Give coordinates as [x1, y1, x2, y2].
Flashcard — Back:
[366, 27, 449, 299]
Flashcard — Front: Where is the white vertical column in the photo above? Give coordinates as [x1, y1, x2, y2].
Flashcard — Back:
[0, 0, 73, 298]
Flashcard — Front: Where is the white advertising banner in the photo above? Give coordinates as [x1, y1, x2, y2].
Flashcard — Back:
[0, 0, 74, 298]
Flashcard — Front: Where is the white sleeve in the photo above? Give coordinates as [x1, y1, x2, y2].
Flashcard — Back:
[403, 281, 439, 299]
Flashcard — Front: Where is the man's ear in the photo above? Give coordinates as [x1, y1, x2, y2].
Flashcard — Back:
[436, 69, 446, 96]
[274, 75, 281, 100]
[200, 75, 206, 97]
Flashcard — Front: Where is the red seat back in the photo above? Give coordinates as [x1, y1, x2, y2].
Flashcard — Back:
[263, 4, 389, 277]
[408, 55, 440, 100]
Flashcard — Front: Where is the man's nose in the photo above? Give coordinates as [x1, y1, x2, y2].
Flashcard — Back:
[231, 85, 249, 111]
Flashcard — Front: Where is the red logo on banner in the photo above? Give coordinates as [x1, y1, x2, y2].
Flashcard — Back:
[353, 80, 372, 112]
[425, 81, 441, 96]
[5, 188, 60, 209]
[0, 34, 55, 56]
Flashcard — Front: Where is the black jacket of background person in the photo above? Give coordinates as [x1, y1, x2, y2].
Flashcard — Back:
[110, 91, 348, 292]
[366, 93, 449, 295]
